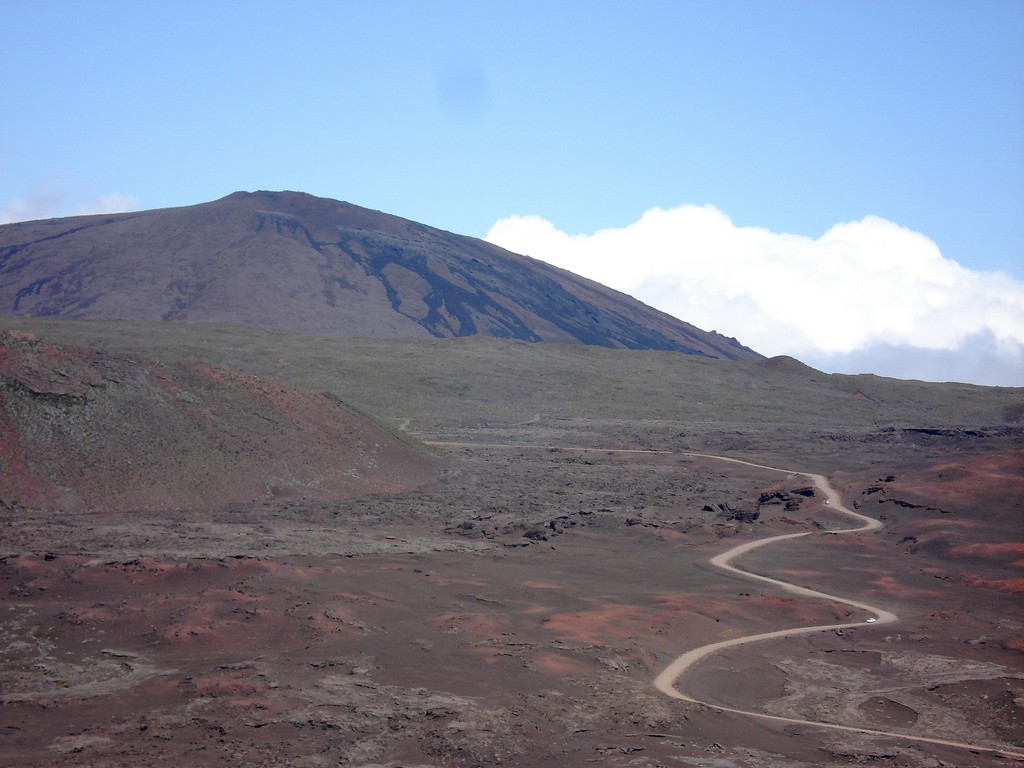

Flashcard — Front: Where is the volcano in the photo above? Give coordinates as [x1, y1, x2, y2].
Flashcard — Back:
[0, 191, 759, 359]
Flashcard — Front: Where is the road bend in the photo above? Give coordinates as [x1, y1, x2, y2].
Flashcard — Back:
[424, 441, 1023, 758]
[655, 451, 1024, 761]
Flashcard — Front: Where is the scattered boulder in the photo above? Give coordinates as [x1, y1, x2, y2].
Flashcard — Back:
[756, 487, 813, 514]
[709, 502, 760, 523]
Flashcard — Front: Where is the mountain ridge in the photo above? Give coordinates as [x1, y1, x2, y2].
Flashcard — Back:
[0, 190, 760, 360]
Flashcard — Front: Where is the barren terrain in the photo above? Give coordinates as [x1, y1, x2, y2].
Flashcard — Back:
[1, 319, 1022, 766]
[0, 191, 757, 359]
[3, 423, 1022, 766]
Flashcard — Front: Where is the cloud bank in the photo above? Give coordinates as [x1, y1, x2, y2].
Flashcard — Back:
[0, 183, 138, 224]
[486, 205, 1024, 386]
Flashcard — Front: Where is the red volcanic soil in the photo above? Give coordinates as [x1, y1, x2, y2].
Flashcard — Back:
[847, 448, 1024, 584]
[0, 330, 441, 511]
[1, 423, 1022, 764]
[892, 449, 1024, 512]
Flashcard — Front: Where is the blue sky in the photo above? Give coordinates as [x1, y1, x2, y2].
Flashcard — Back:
[2, 1, 1022, 385]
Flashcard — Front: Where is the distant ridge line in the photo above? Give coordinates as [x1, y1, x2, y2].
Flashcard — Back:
[0, 190, 762, 360]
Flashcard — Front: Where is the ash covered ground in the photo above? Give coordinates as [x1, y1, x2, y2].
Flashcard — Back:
[2, 420, 1022, 767]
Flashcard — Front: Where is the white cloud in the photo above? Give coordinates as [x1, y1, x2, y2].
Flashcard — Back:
[803, 334, 1024, 387]
[486, 205, 1024, 386]
[71, 193, 139, 218]
[1, 179, 138, 224]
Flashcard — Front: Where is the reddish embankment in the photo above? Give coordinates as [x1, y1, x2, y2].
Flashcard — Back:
[0, 330, 440, 512]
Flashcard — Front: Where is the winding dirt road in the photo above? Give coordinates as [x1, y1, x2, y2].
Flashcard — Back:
[426, 440, 1023, 759]
[656, 452, 1024, 761]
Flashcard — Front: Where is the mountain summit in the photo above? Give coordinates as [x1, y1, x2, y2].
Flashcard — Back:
[0, 191, 759, 359]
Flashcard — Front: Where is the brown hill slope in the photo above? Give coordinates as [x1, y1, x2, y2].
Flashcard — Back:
[0, 190, 759, 359]
[0, 330, 441, 512]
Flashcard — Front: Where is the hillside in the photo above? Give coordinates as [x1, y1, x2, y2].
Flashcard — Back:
[2, 317, 1019, 439]
[0, 190, 759, 359]
[1, 325, 1022, 767]
[0, 329, 440, 512]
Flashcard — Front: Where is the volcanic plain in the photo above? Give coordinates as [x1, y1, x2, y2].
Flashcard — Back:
[1, 318, 1022, 767]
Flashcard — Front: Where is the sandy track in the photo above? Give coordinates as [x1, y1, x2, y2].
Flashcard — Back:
[429, 441, 1024, 759]
[656, 452, 1024, 761]
[427, 441, 671, 454]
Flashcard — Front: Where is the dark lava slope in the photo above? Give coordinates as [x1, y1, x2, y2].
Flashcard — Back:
[0, 191, 759, 359]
